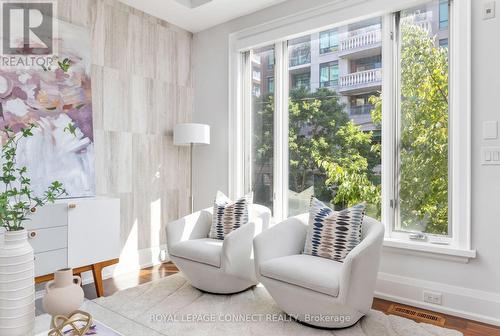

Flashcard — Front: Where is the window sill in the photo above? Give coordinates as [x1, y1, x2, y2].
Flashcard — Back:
[383, 238, 476, 263]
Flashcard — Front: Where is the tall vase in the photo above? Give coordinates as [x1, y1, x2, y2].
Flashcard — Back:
[0, 229, 35, 336]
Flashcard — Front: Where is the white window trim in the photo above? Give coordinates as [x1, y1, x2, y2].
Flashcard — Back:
[228, 0, 475, 261]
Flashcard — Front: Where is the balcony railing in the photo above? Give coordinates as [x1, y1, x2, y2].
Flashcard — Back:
[339, 68, 382, 90]
[349, 104, 374, 115]
[401, 12, 433, 33]
[339, 29, 381, 53]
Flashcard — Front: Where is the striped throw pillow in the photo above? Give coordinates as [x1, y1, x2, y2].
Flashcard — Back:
[304, 198, 366, 262]
[209, 191, 253, 240]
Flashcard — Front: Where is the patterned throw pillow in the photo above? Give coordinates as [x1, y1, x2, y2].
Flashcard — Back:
[209, 191, 253, 240]
[304, 198, 366, 262]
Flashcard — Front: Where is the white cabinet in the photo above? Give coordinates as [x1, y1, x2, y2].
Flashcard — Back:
[28, 197, 120, 277]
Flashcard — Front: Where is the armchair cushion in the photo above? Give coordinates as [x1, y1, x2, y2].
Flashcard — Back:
[169, 238, 223, 268]
[209, 191, 253, 240]
[304, 198, 366, 262]
[259, 254, 342, 297]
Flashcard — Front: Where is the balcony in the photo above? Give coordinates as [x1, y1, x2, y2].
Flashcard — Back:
[401, 11, 433, 33]
[339, 68, 382, 94]
[349, 104, 374, 115]
[339, 29, 381, 58]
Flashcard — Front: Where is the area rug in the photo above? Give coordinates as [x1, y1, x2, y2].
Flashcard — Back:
[94, 273, 462, 336]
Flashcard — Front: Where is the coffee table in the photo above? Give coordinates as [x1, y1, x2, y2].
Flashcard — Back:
[34, 300, 163, 336]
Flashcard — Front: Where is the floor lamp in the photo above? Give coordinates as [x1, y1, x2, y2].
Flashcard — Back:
[173, 123, 210, 213]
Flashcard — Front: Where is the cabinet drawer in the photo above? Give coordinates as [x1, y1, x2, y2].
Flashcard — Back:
[34, 249, 67, 277]
[29, 203, 68, 230]
[28, 227, 67, 254]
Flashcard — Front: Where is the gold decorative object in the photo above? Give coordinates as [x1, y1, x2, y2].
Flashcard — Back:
[48, 310, 93, 336]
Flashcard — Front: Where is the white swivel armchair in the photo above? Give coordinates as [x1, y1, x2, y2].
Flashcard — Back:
[167, 204, 271, 294]
[254, 213, 384, 328]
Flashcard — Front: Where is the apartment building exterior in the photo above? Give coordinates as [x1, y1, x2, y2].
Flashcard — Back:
[252, 0, 449, 133]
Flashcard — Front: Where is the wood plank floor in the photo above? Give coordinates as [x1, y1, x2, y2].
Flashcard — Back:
[73, 262, 500, 336]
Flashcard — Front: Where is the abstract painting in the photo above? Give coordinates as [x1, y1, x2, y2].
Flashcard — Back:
[0, 20, 94, 198]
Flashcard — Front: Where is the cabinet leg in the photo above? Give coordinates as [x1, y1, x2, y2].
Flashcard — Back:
[91, 263, 104, 297]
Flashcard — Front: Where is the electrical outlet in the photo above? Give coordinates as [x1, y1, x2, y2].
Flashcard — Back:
[423, 291, 443, 305]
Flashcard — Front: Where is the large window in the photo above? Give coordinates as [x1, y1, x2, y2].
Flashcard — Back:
[287, 18, 382, 217]
[248, 46, 275, 211]
[319, 29, 338, 54]
[319, 61, 339, 88]
[395, 2, 450, 236]
[240, 0, 470, 248]
[289, 39, 311, 67]
[291, 72, 311, 90]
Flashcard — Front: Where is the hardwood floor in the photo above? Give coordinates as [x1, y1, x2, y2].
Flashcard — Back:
[74, 262, 500, 336]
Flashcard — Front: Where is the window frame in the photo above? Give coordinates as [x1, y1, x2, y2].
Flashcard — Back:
[229, 0, 474, 259]
[319, 60, 339, 88]
[319, 29, 339, 54]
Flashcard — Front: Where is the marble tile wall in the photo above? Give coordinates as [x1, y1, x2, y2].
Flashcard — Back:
[58, 0, 193, 252]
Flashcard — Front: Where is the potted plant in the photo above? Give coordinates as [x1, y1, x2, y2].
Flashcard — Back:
[0, 124, 65, 336]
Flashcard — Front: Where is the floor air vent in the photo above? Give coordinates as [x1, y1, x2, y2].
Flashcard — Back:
[387, 304, 446, 326]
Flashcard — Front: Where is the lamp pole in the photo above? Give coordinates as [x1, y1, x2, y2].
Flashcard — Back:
[189, 142, 194, 213]
[173, 123, 210, 214]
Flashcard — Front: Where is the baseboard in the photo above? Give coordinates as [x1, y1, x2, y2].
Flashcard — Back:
[375, 272, 500, 327]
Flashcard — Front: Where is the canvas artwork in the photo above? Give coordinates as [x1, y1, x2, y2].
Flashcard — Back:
[0, 20, 94, 198]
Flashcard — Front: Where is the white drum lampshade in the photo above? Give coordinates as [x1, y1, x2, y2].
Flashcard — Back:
[174, 123, 210, 145]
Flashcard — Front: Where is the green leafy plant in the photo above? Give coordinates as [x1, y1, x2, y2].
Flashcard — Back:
[254, 88, 381, 217]
[370, 24, 449, 234]
[64, 122, 77, 136]
[0, 124, 66, 231]
[58, 58, 71, 72]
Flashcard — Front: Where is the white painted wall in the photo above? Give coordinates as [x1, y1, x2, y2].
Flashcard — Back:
[193, 0, 500, 325]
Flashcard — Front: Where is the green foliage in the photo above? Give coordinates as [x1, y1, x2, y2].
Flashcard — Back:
[58, 58, 71, 72]
[370, 24, 449, 234]
[0, 124, 66, 231]
[64, 122, 77, 136]
[253, 25, 447, 230]
[289, 88, 380, 212]
[254, 87, 381, 216]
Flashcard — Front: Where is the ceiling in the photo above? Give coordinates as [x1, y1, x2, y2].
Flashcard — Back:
[118, 0, 287, 33]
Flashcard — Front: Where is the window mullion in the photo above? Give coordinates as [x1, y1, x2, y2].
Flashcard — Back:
[272, 41, 288, 221]
[381, 13, 396, 237]
[241, 51, 252, 197]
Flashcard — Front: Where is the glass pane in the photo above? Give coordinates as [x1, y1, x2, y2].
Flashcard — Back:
[287, 17, 382, 217]
[251, 46, 275, 211]
[331, 61, 339, 84]
[398, 0, 450, 235]
[330, 31, 338, 49]
[439, 0, 449, 29]
[320, 65, 329, 83]
[319, 32, 329, 50]
[289, 37, 311, 67]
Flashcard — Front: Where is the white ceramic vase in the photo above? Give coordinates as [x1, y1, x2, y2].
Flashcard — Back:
[0, 229, 35, 336]
[42, 268, 84, 317]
